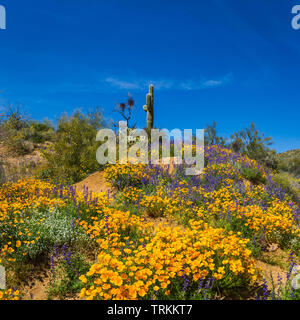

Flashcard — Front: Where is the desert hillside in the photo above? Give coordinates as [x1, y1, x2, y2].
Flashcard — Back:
[1, 144, 300, 300]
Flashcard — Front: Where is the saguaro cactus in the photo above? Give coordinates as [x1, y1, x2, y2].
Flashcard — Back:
[143, 84, 154, 131]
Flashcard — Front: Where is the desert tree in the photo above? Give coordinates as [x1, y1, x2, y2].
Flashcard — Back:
[114, 94, 136, 129]
[204, 121, 226, 146]
[230, 122, 278, 169]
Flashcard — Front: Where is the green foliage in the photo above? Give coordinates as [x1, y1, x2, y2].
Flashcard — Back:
[1, 107, 31, 154]
[204, 121, 226, 146]
[277, 149, 300, 178]
[47, 252, 90, 300]
[28, 120, 54, 144]
[230, 122, 278, 169]
[0, 106, 54, 155]
[203, 121, 279, 170]
[0, 161, 5, 184]
[0, 208, 89, 263]
[271, 172, 300, 201]
[290, 157, 300, 177]
[41, 109, 106, 184]
[236, 163, 266, 184]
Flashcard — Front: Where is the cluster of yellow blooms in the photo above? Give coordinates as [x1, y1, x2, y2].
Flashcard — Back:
[204, 184, 300, 238]
[0, 178, 111, 264]
[104, 162, 155, 187]
[79, 215, 259, 300]
[0, 289, 20, 300]
[107, 157, 298, 242]
[140, 186, 193, 219]
[0, 179, 66, 263]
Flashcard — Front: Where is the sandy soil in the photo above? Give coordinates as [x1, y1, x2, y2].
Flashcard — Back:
[72, 170, 115, 196]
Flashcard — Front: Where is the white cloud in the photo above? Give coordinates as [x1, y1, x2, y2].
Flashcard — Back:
[105, 78, 142, 90]
[48, 73, 233, 95]
[203, 80, 222, 87]
[104, 73, 233, 91]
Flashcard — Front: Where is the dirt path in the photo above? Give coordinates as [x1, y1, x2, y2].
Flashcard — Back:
[73, 171, 115, 196]
[21, 272, 51, 300]
[255, 247, 297, 292]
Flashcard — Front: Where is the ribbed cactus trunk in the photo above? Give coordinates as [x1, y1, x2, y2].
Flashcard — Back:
[143, 84, 154, 131]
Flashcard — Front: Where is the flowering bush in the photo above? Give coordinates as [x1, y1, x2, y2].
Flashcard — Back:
[79, 218, 259, 300]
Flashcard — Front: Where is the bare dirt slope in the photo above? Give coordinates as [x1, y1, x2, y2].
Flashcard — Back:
[73, 171, 115, 195]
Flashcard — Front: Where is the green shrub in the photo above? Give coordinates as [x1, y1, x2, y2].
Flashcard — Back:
[41, 109, 106, 184]
[239, 164, 266, 184]
[204, 121, 226, 146]
[289, 157, 300, 177]
[277, 149, 300, 178]
[271, 172, 300, 201]
[1, 107, 54, 155]
[230, 123, 278, 170]
[10, 208, 89, 262]
[28, 121, 55, 144]
[0, 161, 5, 184]
[1, 107, 29, 155]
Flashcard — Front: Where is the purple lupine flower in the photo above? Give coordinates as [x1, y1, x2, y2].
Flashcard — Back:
[54, 244, 58, 258]
[183, 275, 189, 292]
[180, 265, 189, 292]
[72, 218, 75, 231]
[286, 251, 296, 282]
[105, 214, 110, 240]
[62, 245, 72, 268]
[270, 273, 276, 300]
[227, 206, 231, 222]
[277, 273, 283, 297]
[290, 287, 296, 299]
[66, 251, 72, 267]
[203, 279, 210, 300]
[50, 255, 55, 276]
[198, 278, 204, 291]
[62, 244, 67, 257]
[261, 279, 269, 300]
[252, 235, 256, 248]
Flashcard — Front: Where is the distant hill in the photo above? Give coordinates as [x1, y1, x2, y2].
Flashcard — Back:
[279, 148, 300, 160]
[277, 148, 300, 178]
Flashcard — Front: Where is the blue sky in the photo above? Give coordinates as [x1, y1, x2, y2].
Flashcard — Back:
[0, 0, 299, 152]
